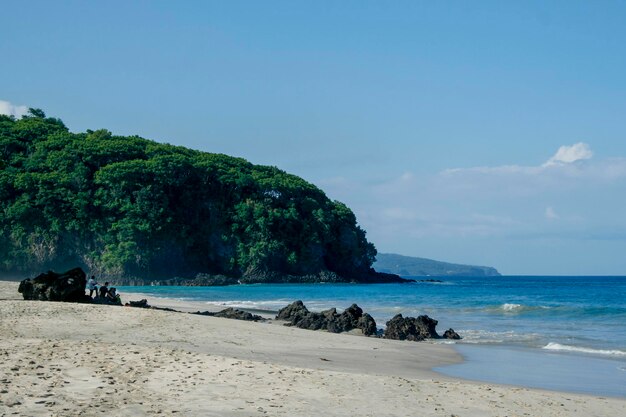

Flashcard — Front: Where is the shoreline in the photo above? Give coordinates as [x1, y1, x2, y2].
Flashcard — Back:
[120, 289, 280, 318]
[101, 288, 463, 378]
[438, 343, 626, 399]
[2, 280, 625, 416]
[123, 289, 626, 399]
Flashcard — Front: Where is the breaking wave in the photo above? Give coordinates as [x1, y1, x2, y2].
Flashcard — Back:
[542, 343, 626, 357]
[484, 303, 551, 314]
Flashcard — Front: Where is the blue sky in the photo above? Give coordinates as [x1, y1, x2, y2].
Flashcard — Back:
[2, 1, 626, 274]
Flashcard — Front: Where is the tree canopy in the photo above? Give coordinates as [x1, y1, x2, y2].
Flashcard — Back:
[0, 109, 379, 282]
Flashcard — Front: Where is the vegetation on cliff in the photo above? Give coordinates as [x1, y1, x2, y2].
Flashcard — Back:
[0, 109, 394, 283]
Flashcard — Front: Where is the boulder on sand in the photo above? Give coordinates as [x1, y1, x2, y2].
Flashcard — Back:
[383, 314, 440, 341]
[276, 300, 309, 322]
[194, 308, 264, 321]
[127, 299, 151, 308]
[18, 268, 90, 303]
[383, 314, 461, 341]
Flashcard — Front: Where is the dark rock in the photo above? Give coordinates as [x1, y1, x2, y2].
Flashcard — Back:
[214, 307, 264, 321]
[383, 314, 440, 341]
[357, 313, 378, 336]
[276, 301, 378, 336]
[296, 312, 328, 330]
[344, 304, 363, 320]
[327, 304, 362, 333]
[443, 328, 461, 340]
[127, 299, 151, 308]
[18, 268, 90, 303]
[321, 307, 338, 319]
[151, 306, 178, 312]
[276, 300, 309, 321]
[193, 308, 264, 321]
[93, 296, 122, 306]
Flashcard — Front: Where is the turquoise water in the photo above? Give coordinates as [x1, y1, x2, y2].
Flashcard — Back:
[118, 276, 626, 396]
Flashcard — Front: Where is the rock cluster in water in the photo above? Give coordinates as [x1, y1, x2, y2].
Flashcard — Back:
[442, 328, 461, 340]
[276, 300, 378, 336]
[383, 314, 440, 341]
[276, 301, 459, 341]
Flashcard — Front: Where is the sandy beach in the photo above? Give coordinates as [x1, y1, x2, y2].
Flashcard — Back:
[1, 281, 624, 416]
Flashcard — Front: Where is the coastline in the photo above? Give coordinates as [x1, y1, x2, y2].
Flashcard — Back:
[122, 288, 626, 399]
[437, 343, 626, 398]
[2, 281, 625, 416]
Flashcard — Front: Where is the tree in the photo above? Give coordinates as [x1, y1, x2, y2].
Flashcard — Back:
[0, 110, 378, 281]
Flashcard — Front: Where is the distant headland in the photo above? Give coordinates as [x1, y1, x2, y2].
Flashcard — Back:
[374, 253, 501, 277]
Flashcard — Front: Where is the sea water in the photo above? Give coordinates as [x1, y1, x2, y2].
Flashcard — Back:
[118, 276, 626, 397]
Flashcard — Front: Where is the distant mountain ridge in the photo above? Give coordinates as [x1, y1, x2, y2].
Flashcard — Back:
[374, 253, 501, 277]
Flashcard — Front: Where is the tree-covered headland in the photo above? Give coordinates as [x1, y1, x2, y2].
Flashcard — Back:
[0, 110, 405, 284]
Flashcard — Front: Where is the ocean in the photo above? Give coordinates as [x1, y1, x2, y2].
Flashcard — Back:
[118, 276, 626, 397]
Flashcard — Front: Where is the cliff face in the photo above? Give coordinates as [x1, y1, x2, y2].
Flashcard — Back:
[374, 253, 501, 277]
[1, 110, 400, 283]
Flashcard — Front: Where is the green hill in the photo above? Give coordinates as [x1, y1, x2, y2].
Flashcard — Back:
[0, 109, 404, 284]
[374, 253, 501, 277]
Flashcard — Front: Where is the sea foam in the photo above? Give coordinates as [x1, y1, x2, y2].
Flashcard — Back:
[459, 329, 541, 344]
[501, 303, 522, 311]
[542, 342, 626, 356]
[487, 303, 554, 314]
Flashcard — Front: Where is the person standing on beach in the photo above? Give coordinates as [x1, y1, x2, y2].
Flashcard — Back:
[86, 275, 98, 298]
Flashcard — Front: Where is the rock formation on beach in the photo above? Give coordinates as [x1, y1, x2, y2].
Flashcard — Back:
[277, 301, 461, 341]
[18, 267, 90, 303]
[127, 299, 151, 308]
[383, 314, 440, 341]
[383, 314, 461, 341]
[193, 308, 265, 322]
[277, 300, 378, 336]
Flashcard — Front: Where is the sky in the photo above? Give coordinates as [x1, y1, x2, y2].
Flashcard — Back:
[2, 1, 626, 275]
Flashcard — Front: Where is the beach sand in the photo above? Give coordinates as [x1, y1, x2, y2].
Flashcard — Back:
[1, 281, 624, 416]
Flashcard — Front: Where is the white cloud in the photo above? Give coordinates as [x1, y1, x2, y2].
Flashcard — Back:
[440, 143, 618, 181]
[0, 100, 29, 118]
[543, 142, 593, 167]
